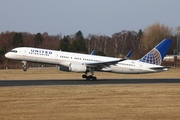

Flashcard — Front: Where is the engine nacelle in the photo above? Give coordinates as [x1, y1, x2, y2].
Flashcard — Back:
[58, 66, 69, 72]
[69, 63, 87, 72]
[58, 63, 87, 73]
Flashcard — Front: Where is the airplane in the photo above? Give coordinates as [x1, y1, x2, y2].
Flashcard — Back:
[5, 39, 172, 80]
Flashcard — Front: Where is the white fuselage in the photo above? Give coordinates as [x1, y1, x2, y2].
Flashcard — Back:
[5, 47, 168, 73]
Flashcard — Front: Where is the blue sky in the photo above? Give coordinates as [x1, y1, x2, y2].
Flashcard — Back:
[0, 0, 180, 37]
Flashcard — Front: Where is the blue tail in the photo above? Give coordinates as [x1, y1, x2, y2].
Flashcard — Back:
[139, 39, 172, 65]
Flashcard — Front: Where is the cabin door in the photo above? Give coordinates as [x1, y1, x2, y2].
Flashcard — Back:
[23, 50, 27, 56]
[55, 53, 59, 60]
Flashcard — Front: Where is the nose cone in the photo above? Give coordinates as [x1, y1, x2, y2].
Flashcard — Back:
[5, 53, 10, 58]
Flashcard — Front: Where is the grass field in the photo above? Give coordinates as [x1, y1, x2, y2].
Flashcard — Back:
[0, 67, 180, 80]
[0, 68, 180, 120]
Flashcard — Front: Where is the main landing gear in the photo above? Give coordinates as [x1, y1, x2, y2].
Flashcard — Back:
[82, 68, 97, 80]
[82, 74, 97, 80]
[22, 61, 27, 72]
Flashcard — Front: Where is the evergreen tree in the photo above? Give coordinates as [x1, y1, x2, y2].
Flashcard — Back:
[71, 30, 87, 53]
[137, 29, 143, 39]
[34, 33, 43, 47]
[70, 40, 78, 52]
[12, 33, 24, 47]
[96, 51, 106, 56]
[60, 35, 70, 51]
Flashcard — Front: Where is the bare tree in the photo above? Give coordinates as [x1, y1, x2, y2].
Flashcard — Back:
[141, 23, 172, 51]
[112, 30, 130, 57]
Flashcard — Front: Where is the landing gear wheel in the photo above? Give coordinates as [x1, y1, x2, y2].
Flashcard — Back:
[83, 68, 97, 80]
[86, 76, 97, 81]
[22, 61, 27, 72]
[23, 67, 27, 72]
[82, 74, 87, 78]
[93, 76, 97, 80]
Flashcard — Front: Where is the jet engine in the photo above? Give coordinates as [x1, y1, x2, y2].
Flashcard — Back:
[58, 66, 69, 71]
[59, 63, 87, 72]
[69, 63, 87, 72]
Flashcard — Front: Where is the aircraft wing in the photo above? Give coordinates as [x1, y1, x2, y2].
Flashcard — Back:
[84, 59, 126, 67]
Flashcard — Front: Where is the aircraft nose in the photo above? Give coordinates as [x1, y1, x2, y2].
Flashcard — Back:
[5, 53, 10, 58]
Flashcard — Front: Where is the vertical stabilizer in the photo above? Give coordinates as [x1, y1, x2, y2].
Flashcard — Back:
[139, 39, 172, 65]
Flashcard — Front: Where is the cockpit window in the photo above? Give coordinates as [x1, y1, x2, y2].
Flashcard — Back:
[10, 50, 18, 53]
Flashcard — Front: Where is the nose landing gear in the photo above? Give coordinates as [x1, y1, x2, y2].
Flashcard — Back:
[22, 61, 27, 72]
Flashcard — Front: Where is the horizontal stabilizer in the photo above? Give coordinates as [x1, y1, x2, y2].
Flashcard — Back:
[149, 66, 171, 70]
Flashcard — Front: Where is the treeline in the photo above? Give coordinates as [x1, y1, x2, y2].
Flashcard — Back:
[0, 23, 178, 68]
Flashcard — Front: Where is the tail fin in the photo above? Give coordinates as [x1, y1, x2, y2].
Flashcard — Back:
[139, 39, 172, 65]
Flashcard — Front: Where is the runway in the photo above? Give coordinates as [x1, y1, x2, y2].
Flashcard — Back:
[0, 78, 180, 87]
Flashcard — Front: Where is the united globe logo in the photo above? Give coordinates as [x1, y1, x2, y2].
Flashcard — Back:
[140, 48, 162, 65]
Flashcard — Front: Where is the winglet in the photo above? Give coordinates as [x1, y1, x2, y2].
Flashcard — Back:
[125, 50, 133, 59]
[90, 50, 96, 55]
[139, 39, 173, 65]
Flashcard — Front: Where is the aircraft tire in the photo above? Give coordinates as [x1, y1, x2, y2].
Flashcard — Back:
[86, 76, 97, 81]
[93, 77, 97, 80]
[23, 67, 27, 72]
[82, 74, 87, 78]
